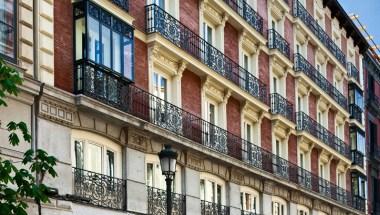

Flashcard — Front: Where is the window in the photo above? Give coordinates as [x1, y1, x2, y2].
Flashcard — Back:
[273, 77, 278, 94]
[349, 84, 364, 109]
[299, 152, 304, 169]
[106, 150, 115, 177]
[74, 2, 134, 80]
[203, 22, 214, 45]
[298, 209, 308, 215]
[152, 72, 169, 100]
[350, 127, 365, 154]
[319, 164, 324, 179]
[200, 179, 224, 204]
[272, 200, 286, 215]
[0, 0, 16, 61]
[241, 190, 259, 213]
[352, 173, 367, 198]
[146, 156, 182, 192]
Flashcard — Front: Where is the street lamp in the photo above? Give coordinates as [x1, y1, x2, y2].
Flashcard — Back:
[158, 144, 178, 215]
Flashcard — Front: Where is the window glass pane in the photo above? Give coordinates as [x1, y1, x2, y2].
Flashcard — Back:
[106, 150, 114, 177]
[200, 179, 205, 200]
[122, 35, 134, 79]
[0, 0, 15, 59]
[88, 16, 100, 63]
[86, 143, 102, 173]
[102, 25, 111, 67]
[217, 184, 222, 205]
[74, 141, 84, 169]
[111, 32, 121, 74]
[147, 163, 153, 186]
[357, 132, 365, 154]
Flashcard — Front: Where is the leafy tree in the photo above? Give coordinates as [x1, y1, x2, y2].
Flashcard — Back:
[0, 59, 58, 215]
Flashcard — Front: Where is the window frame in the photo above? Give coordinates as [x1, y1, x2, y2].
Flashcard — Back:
[0, 0, 17, 62]
[240, 186, 260, 213]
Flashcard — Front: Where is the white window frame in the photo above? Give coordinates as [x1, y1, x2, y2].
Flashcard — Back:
[240, 186, 260, 213]
[152, 70, 172, 101]
[200, 173, 226, 205]
[272, 196, 287, 215]
[297, 205, 310, 215]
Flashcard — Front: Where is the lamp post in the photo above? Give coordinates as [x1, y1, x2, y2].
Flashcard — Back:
[158, 144, 178, 215]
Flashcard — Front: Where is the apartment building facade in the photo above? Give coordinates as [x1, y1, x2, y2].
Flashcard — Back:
[0, 0, 371, 214]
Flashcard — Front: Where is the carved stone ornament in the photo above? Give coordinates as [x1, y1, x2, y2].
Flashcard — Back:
[313, 199, 331, 215]
[127, 128, 150, 152]
[39, 97, 75, 125]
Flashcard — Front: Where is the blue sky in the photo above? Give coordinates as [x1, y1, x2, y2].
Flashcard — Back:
[339, 0, 380, 48]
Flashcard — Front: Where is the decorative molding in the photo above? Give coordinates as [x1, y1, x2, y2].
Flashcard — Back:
[313, 199, 332, 215]
[203, 3, 223, 25]
[230, 168, 263, 192]
[127, 128, 150, 152]
[290, 191, 313, 209]
[186, 151, 204, 171]
[202, 77, 225, 102]
[39, 97, 75, 125]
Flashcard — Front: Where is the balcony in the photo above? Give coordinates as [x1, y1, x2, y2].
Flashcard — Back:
[367, 92, 380, 115]
[270, 93, 294, 122]
[223, 0, 263, 34]
[74, 62, 363, 211]
[352, 196, 366, 212]
[349, 104, 363, 123]
[268, 29, 291, 59]
[241, 211, 261, 215]
[147, 187, 186, 215]
[201, 200, 230, 215]
[371, 144, 380, 162]
[347, 62, 360, 83]
[294, 54, 348, 110]
[296, 112, 350, 158]
[72, 167, 126, 210]
[351, 150, 364, 168]
[111, 0, 129, 11]
[146, 4, 268, 105]
[293, 0, 346, 66]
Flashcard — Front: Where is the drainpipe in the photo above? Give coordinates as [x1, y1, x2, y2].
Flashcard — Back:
[33, 0, 39, 80]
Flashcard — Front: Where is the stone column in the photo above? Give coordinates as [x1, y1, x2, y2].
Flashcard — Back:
[184, 167, 201, 215]
[125, 147, 147, 213]
[228, 182, 241, 215]
[262, 193, 272, 215]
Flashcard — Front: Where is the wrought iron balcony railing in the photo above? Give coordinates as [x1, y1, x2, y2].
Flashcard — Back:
[351, 150, 364, 168]
[147, 186, 186, 215]
[72, 167, 126, 210]
[294, 54, 348, 110]
[347, 62, 360, 83]
[111, 0, 129, 11]
[293, 0, 346, 66]
[223, 0, 263, 34]
[201, 200, 230, 215]
[241, 210, 261, 215]
[296, 112, 350, 158]
[74, 62, 363, 211]
[352, 196, 366, 212]
[270, 93, 294, 122]
[268, 29, 291, 59]
[349, 104, 363, 123]
[145, 4, 268, 105]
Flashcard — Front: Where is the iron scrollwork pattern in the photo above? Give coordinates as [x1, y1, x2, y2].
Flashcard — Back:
[347, 62, 360, 83]
[72, 167, 126, 210]
[201, 201, 230, 215]
[270, 93, 294, 122]
[147, 187, 186, 215]
[151, 97, 183, 134]
[272, 155, 289, 179]
[203, 123, 228, 154]
[268, 29, 290, 59]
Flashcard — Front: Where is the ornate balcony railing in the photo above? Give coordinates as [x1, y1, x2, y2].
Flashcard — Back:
[72, 167, 126, 210]
[111, 0, 129, 11]
[294, 54, 348, 110]
[296, 112, 350, 158]
[241, 210, 260, 215]
[223, 0, 263, 34]
[268, 29, 291, 59]
[146, 4, 268, 105]
[351, 150, 364, 168]
[352, 196, 366, 212]
[201, 201, 230, 215]
[270, 93, 294, 122]
[347, 62, 360, 83]
[349, 104, 363, 123]
[74, 62, 363, 211]
[293, 0, 346, 66]
[147, 187, 186, 215]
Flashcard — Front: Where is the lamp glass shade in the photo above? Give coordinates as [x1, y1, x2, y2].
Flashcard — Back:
[158, 145, 178, 176]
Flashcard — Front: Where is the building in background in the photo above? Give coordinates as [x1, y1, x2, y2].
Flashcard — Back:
[0, 0, 372, 214]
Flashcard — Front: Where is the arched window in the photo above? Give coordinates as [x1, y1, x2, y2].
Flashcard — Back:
[297, 205, 310, 215]
[272, 196, 287, 215]
[240, 186, 260, 213]
[200, 173, 226, 205]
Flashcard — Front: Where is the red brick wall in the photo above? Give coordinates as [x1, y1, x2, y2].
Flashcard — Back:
[341, 33, 347, 56]
[180, 0, 199, 33]
[343, 79, 348, 98]
[288, 134, 297, 164]
[330, 159, 337, 184]
[257, 0, 268, 36]
[309, 93, 317, 120]
[259, 51, 270, 87]
[227, 97, 241, 136]
[54, 0, 73, 92]
[325, 15, 332, 37]
[344, 122, 349, 144]
[284, 17, 294, 60]
[134, 39, 148, 90]
[129, 0, 146, 31]
[328, 109, 336, 134]
[286, 75, 295, 107]
[346, 169, 351, 192]
[307, 43, 316, 66]
[224, 22, 239, 63]
[261, 117, 272, 151]
[181, 70, 201, 116]
[355, 51, 360, 69]
[326, 62, 334, 83]
[306, 0, 314, 17]
[311, 148, 319, 176]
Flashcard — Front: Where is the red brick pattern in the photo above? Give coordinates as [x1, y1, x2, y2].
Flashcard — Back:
[180, 0, 199, 33]
[134, 39, 149, 91]
[309, 93, 317, 120]
[328, 109, 336, 133]
[288, 134, 297, 164]
[355, 50, 360, 69]
[284, 17, 294, 60]
[286, 75, 295, 106]
[129, 0, 146, 31]
[181, 70, 201, 116]
[343, 78, 348, 98]
[307, 43, 316, 66]
[227, 97, 241, 136]
[306, 0, 314, 17]
[261, 117, 272, 151]
[311, 148, 319, 176]
[330, 159, 337, 184]
[346, 169, 351, 192]
[54, 0, 73, 92]
[224, 22, 239, 63]
[341, 34, 347, 57]
[259, 52, 270, 86]
[326, 62, 334, 83]
[344, 122, 349, 144]
[325, 15, 332, 37]
[257, 0, 268, 36]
